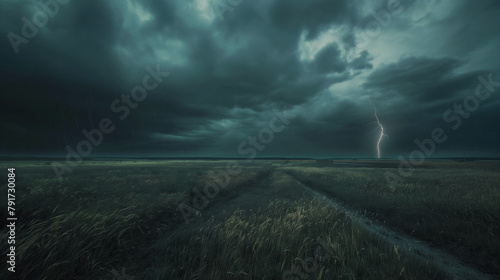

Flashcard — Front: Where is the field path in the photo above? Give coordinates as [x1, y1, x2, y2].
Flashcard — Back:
[284, 172, 494, 280]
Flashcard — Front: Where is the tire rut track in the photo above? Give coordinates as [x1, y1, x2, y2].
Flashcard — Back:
[283, 172, 494, 280]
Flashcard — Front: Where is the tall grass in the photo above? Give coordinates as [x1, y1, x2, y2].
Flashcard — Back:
[0, 162, 202, 279]
[284, 162, 500, 276]
[0, 161, 265, 279]
[1, 160, 488, 279]
[156, 198, 443, 279]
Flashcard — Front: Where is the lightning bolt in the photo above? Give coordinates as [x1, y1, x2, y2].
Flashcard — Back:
[374, 107, 384, 159]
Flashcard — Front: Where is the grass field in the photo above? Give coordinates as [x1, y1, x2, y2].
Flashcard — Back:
[0, 159, 498, 279]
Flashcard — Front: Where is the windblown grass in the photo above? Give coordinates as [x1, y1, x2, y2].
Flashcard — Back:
[1, 160, 493, 279]
[157, 198, 443, 279]
[0, 161, 202, 279]
[284, 161, 500, 276]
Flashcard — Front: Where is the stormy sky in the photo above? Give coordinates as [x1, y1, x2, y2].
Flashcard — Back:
[1, 0, 499, 158]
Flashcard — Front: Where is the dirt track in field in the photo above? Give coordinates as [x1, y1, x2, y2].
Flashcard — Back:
[282, 172, 495, 280]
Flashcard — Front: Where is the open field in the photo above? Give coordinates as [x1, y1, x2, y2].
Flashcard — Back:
[0, 159, 499, 279]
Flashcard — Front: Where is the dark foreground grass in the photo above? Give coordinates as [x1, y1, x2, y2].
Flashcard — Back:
[0, 160, 489, 279]
[283, 160, 500, 277]
[0, 160, 269, 279]
[154, 198, 443, 279]
[1, 166, 161, 278]
[0, 161, 227, 279]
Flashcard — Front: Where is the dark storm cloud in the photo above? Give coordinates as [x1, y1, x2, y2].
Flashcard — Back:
[1, 0, 499, 157]
[362, 54, 500, 156]
[312, 44, 347, 74]
[364, 56, 467, 102]
[0, 0, 125, 154]
[350, 51, 373, 70]
[269, 0, 354, 40]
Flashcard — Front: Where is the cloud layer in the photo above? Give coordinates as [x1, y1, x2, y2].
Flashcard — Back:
[1, 0, 499, 158]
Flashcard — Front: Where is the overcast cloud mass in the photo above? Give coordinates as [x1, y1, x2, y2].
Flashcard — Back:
[1, 0, 499, 158]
